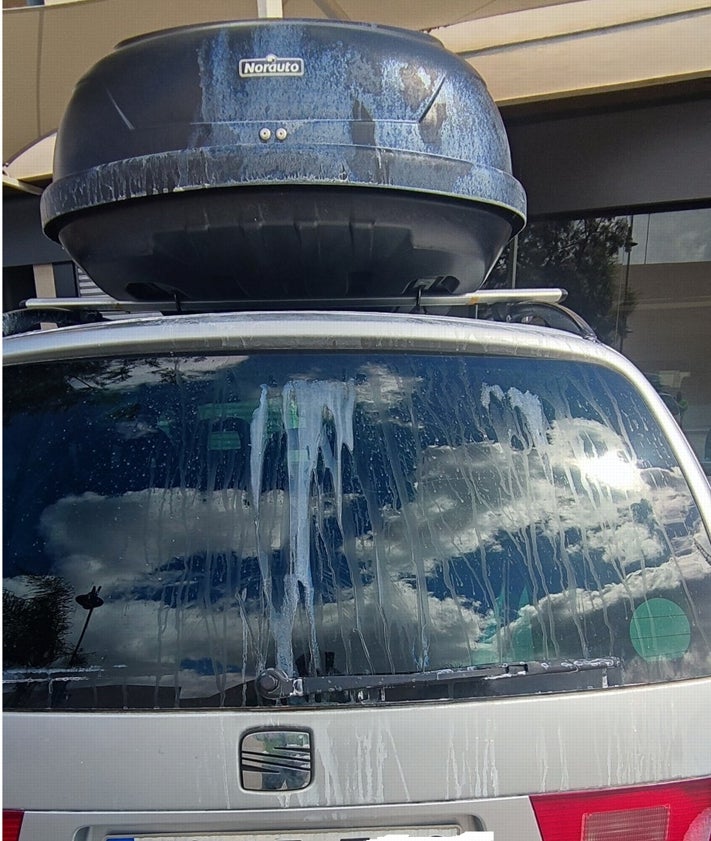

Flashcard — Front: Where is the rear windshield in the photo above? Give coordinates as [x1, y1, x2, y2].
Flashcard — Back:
[4, 352, 711, 709]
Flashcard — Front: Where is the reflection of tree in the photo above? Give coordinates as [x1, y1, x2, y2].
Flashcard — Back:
[489, 217, 636, 345]
[3, 575, 75, 667]
[3, 358, 134, 423]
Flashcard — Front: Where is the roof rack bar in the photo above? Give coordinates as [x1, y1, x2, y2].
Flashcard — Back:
[22, 288, 567, 313]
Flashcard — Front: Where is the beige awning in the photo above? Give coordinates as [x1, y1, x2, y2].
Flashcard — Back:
[4, 0, 710, 183]
[0, 0, 587, 168]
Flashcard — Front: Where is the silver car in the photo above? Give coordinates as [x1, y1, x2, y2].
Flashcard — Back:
[4, 307, 711, 841]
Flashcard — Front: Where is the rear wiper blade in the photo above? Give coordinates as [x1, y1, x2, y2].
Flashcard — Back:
[255, 657, 621, 700]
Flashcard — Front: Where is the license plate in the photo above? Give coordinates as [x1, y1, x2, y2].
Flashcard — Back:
[106, 827, 470, 841]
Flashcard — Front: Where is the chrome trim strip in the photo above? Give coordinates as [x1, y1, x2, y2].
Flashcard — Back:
[21, 288, 566, 312]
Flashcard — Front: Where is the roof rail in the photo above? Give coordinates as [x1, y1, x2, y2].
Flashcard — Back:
[3, 288, 598, 341]
[7, 289, 597, 341]
[20, 288, 566, 314]
[3, 306, 106, 338]
[479, 300, 598, 341]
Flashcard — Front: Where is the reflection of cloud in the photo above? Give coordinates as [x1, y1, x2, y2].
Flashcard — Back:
[640, 468, 697, 524]
[115, 420, 159, 440]
[355, 363, 421, 405]
[503, 537, 711, 661]
[515, 549, 711, 626]
[585, 520, 665, 568]
[33, 374, 711, 693]
[40, 488, 288, 590]
[2, 576, 38, 600]
[631, 208, 711, 264]
[283, 576, 492, 674]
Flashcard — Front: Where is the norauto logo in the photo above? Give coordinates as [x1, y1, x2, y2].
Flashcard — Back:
[239, 53, 304, 78]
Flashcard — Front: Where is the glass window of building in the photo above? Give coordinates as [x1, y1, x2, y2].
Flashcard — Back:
[490, 207, 711, 473]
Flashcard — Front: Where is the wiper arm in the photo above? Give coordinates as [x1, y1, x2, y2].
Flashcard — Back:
[255, 657, 621, 700]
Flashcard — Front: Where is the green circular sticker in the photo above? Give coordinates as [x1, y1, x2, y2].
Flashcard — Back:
[630, 598, 691, 661]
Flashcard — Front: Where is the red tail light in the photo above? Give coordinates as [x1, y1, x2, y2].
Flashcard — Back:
[2, 810, 24, 841]
[531, 778, 711, 841]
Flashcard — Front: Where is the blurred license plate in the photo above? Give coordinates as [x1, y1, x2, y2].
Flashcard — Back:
[106, 828, 465, 841]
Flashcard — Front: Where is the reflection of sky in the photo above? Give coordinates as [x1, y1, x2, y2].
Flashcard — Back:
[628, 208, 711, 265]
[32, 415, 711, 692]
[6, 354, 711, 703]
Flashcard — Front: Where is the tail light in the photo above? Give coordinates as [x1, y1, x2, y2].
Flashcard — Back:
[531, 778, 711, 841]
[3, 810, 24, 841]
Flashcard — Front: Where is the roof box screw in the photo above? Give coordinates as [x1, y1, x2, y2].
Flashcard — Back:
[276, 127, 288, 141]
[259, 127, 272, 142]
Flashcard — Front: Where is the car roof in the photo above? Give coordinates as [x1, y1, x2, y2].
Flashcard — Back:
[4, 308, 607, 365]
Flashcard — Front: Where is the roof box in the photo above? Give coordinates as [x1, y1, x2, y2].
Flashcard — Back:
[41, 20, 526, 305]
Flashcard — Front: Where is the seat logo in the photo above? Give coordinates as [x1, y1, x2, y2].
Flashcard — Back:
[239, 54, 305, 78]
[240, 729, 312, 791]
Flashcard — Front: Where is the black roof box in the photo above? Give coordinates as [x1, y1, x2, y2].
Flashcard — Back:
[41, 20, 526, 305]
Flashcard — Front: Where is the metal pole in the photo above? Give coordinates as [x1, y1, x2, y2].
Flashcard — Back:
[509, 234, 519, 289]
[68, 610, 94, 667]
[68, 585, 104, 666]
[618, 231, 637, 353]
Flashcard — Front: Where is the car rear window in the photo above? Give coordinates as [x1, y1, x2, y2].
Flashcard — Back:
[4, 352, 711, 709]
